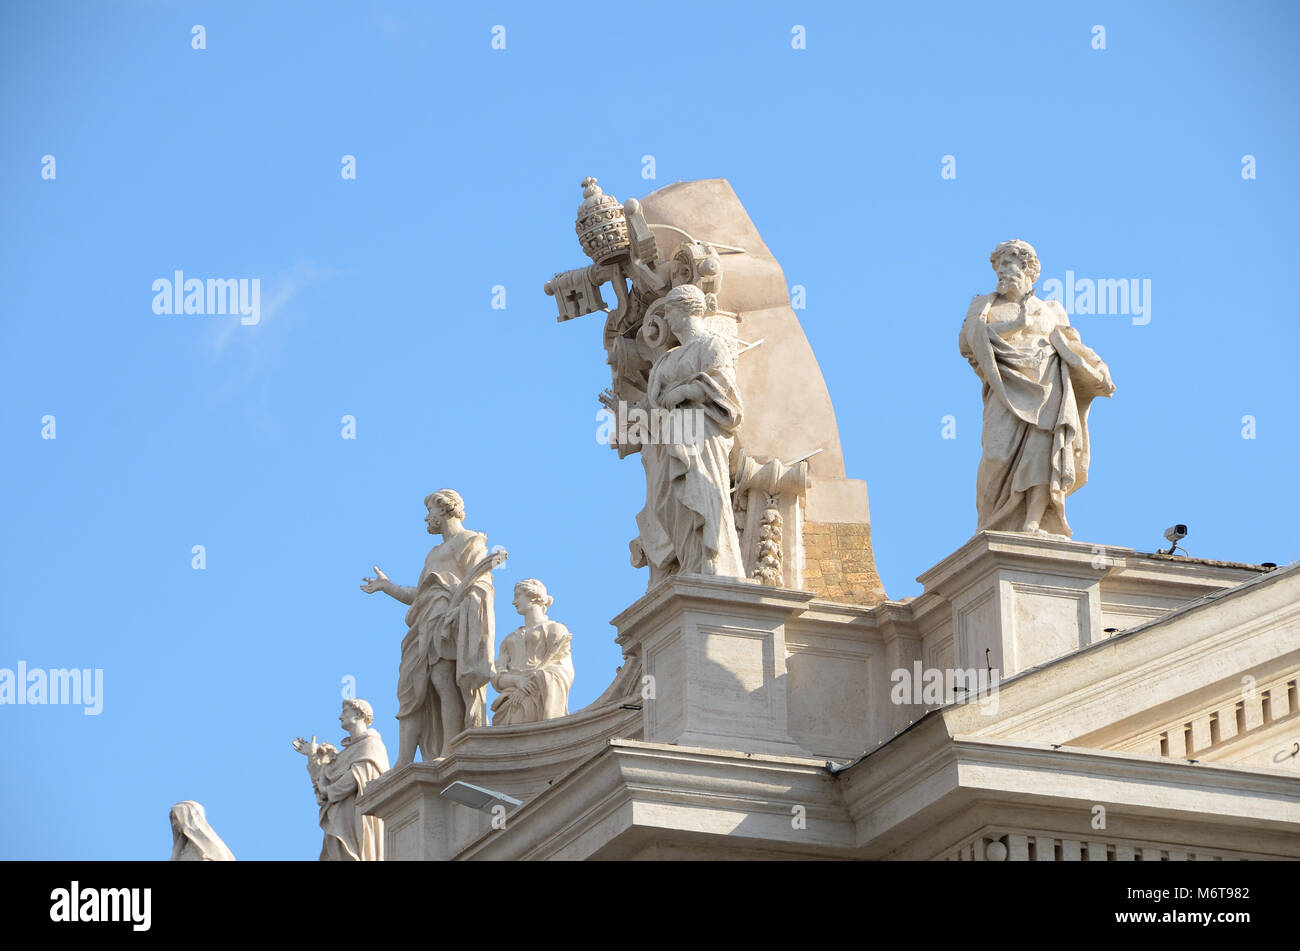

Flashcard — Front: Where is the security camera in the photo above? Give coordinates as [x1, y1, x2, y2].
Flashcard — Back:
[1159, 524, 1188, 556]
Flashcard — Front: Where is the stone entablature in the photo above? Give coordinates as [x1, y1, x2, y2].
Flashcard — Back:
[942, 829, 1266, 861]
[1102, 670, 1298, 767]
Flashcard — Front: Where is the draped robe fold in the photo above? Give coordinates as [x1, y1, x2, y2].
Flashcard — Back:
[641, 333, 745, 578]
[310, 728, 390, 861]
[490, 620, 575, 725]
[169, 801, 236, 861]
[397, 530, 496, 756]
[959, 293, 1115, 537]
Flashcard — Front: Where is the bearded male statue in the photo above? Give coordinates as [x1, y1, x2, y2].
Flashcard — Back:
[361, 489, 505, 764]
[959, 240, 1115, 538]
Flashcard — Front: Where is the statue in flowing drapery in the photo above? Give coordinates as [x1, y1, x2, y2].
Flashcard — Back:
[959, 240, 1116, 538]
[491, 579, 575, 726]
[169, 800, 236, 861]
[361, 489, 506, 765]
[603, 283, 745, 579]
[292, 699, 390, 861]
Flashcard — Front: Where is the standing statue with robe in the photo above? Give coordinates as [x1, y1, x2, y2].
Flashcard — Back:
[292, 698, 390, 861]
[959, 240, 1116, 538]
[169, 800, 236, 861]
[362, 489, 506, 764]
[490, 579, 575, 725]
[602, 283, 745, 579]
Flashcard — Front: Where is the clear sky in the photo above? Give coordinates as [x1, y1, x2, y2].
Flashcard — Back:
[2, 1, 1297, 860]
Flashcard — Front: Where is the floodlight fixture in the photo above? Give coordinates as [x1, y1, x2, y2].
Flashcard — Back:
[439, 781, 522, 812]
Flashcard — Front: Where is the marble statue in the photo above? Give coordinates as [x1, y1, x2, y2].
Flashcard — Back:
[169, 800, 236, 861]
[543, 176, 889, 603]
[361, 489, 506, 764]
[959, 240, 1116, 538]
[490, 579, 575, 725]
[549, 178, 749, 584]
[602, 284, 745, 578]
[292, 698, 390, 861]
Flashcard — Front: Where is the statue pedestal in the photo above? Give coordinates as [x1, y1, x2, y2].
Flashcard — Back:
[354, 763, 477, 862]
[916, 533, 1106, 679]
[356, 700, 641, 860]
[613, 574, 816, 757]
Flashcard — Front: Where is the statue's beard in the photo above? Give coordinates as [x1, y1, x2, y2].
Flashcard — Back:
[997, 274, 1032, 298]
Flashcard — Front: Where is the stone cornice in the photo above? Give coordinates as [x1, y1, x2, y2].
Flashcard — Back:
[358, 700, 641, 817]
[611, 574, 816, 643]
[841, 730, 1300, 858]
[456, 739, 849, 860]
[916, 531, 1114, 594]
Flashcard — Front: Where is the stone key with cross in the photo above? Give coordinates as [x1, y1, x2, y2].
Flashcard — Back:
[543, 261, 619, 322]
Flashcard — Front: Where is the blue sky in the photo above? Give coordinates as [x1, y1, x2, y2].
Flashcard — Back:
[2, 1, 1296, 860]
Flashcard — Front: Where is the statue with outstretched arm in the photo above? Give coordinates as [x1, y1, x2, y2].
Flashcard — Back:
[361, 489, 506, 765]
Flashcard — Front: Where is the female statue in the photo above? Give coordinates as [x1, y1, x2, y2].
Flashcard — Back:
[491, 579, 575, 725]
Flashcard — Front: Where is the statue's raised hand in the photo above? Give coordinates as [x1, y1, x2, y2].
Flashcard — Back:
[360, 566, 389, 594]
[292, 735, 318, 757]
[488, 548, 509, 571]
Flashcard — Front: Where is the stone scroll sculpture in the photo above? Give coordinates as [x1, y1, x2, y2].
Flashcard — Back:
[490, 579, 575, 726]
[361, 489, 506, 764]
[169, 800, 236, 861]
[959, 240, 1116, 538]
[292, 698, 390, 861]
